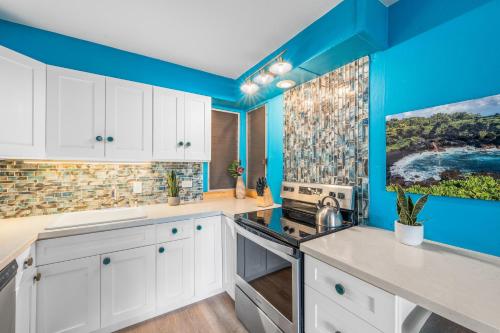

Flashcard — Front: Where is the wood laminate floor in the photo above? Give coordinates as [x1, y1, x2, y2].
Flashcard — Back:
[117, 293, 248, 333]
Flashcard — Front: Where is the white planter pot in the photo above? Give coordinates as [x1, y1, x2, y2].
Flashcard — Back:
[168, 196, 180, 206]
[394, 220, 424, 246]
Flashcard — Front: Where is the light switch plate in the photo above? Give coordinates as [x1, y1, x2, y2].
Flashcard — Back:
[181, 180, 193, 188]
[133, 182, 143, 194]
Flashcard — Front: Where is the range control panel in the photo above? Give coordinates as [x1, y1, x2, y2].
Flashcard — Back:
[280, 181, 355, 211]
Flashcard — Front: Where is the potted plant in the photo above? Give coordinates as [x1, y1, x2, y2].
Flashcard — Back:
[228, 160, 245, 199]
[394, 185, 429, 246]
[166, 170, 180, 206]
[256, 177, 273, 207]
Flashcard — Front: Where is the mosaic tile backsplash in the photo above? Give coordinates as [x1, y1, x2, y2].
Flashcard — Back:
[283, 57, 369, 223]
[0, 160, 203, 218]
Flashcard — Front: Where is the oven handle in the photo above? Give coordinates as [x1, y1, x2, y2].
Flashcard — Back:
[235, 223, 296, 257]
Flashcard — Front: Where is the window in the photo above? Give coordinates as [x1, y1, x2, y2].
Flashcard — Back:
[209, 110, 239, 190]
[246, 106, 266, 189]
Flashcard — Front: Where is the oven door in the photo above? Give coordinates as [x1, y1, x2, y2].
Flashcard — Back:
[235, 223, 301, 333]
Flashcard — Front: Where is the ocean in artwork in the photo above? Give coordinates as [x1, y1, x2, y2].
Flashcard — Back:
[386, 94, 500, 201]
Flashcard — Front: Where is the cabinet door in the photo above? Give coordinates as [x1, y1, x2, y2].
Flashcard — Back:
[153, 87, 185, 161]
[16, 266, 36, 333]
[105, 77, 153, 160]
[0, 46, 45, 158]
[156, 239, 194, 310]
[101, 245, 156, 327]
[222, 216, 236, 300]
[194, 216, 222, 297]
[36, 256, 100, 333]
[46, 66, 105, 159]
[184, 93, 211, 161]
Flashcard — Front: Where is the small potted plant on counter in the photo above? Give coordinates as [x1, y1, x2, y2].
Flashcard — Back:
[228, 160, 245, 199]
[256, 177, 273, 207]
[395, 185, 429, 246]
[166, 170, 180, 206]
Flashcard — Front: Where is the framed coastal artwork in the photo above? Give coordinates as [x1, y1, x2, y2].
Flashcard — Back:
[386, 93, 500, 201]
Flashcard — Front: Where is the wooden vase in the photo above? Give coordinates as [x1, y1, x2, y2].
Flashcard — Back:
[235, 176, 246, 199]
[256, 187, 274, 207]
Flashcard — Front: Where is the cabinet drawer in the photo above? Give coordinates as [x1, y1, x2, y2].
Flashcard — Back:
[305, 285, 381, 333]
[305, 255, 395, 333]
[157, 219, 194, 243]
[37, 225, 156, 265]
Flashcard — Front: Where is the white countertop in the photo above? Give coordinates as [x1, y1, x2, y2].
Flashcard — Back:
[0, 197, 279, 271]
[300, 226, 500, 333]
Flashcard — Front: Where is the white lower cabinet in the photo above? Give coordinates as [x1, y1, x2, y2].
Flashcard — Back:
[222, 216, 236, 300]
[194, 216, 222, 297]
[101, 245, 156, 327]
[36, 256, 100, 333]
[16, 266, 36, 333]
[31, 215, 226, 333]
[305, 285, 382, 333]
[156, 238, 195, 310]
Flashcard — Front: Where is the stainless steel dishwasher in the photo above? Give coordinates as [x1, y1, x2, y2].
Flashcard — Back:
[0, 260, 18, 333]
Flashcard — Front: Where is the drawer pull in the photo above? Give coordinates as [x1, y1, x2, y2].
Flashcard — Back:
[196, 225, 202, 231]
[335, 283, 345, 295]
[172, 227, 178, 234]
[103, 257, 111, 265]
[33, 272, 41, 282]
[159, 247, 165, 254]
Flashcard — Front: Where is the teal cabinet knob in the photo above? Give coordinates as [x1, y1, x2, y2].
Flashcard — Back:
[107, 136, 114, 142]
[159, 247, 165, 254]
[196, 225, 202, 231]
[178, 141, 184, 146]
[103, 257, 111, 265]
[185, 142, 191, 147]
[335, 283, 345, 295]
[96, 135, 103, 142]
[172, 228, 178, 234]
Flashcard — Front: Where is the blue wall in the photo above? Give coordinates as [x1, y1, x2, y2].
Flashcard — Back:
[0, 19, 236, 101]
[369, 0, 500, 256]
[257, 0, 500, 256]
[266, 95, 284, 203]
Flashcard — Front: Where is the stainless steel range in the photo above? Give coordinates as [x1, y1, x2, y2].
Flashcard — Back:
[234, 181, 355, 333]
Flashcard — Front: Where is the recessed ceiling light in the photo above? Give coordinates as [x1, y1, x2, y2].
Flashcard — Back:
[276, 80, 296, 89]
[240, 81, 259, 95]
[253, 72, 275, 85]
[269, 61, 292, 75]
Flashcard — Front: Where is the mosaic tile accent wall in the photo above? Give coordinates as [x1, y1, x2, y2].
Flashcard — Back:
[283, 57, 369, 223]
[0, 160, 203, 218]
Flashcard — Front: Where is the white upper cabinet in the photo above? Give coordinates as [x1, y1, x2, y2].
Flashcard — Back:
[153, 87, 185, 161]
[2, 45, 211, 162]
[46, 66, 106, 159]
[153, 87, 211, 162]
[0, 46, 46, 158]
[105, 77, 153, 160]
[184, 93, 211, 161]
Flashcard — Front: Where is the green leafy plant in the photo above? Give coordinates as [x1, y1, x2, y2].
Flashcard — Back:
[395, 185, 429, 226]
[256, 177, 268, 196]
[228, 160, 244, 179]
[166, 171, 179, 197]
